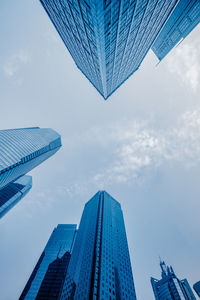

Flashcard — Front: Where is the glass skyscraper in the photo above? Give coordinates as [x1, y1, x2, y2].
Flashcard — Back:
[151, 260, 196, 300]
[152, 0, 200, 60]
[60, 190, 137, 300]
[39, 0, 179, 99]
[0, 127, 61, 217]
[193, 281, 200, 298]
[19, 224, 77, 300]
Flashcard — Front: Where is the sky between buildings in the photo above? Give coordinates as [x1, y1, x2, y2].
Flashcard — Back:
[0, 1, 200, 299]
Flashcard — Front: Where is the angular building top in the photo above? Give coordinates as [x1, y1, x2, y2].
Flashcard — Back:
[151, 260, 196, 300]
[0, 127, 61, 190]
[152, 0, 200, 60]
[19, 224, 77, 300]
[0, 175, 32, 218]
[60, 190, 137, 300]
[39, 0, 179, 99]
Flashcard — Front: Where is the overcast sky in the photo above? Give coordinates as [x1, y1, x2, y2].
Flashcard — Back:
[0, 1, 200, 299]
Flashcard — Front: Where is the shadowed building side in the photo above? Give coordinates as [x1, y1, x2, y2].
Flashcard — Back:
[193, 281, 200, 298]
[36, 251, 71, 300]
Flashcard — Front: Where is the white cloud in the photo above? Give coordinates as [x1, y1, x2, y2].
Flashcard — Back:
[165, 27, 200, 92]
[90, 108, 200, 185]
[3, 50, 30, 78]
[56, 108, 200, 196]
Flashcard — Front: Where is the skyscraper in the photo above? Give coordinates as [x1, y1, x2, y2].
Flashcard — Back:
[19, 224, 77, 300]
[0, 127, 61, 217]
[0, 175, 32, 218]
[193, 281, 200, 298]
[151, 260, 196, 300]
[152, 0, 200, 60]
[39, 0, 179, 99]
[60, 190, 137, 300]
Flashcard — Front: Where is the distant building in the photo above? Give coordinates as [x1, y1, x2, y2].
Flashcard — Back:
[193, 281, 200, 298]
[151, 260, 196, 300]
[19, 224, 77, 300]
[60, 190, 137, 299]
[152, 0, 200, 60]
[0, 127, 61, 217]
[39, 0, 179, 99]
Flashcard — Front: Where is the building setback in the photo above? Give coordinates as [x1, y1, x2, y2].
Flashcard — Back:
[39, 0, 179, 99]
[60, 190, 137, 300]
[151, 260, 196, 300]
[152, 0, 200, 60]
[0, 127, 61, 217]
[19, 224, 77, 300]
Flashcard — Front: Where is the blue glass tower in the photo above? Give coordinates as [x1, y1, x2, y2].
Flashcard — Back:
[152, 0, 200, 60]
[151, 260, 196, 300]
[39, 0, 179, 99]
[19, 224, 77, 300]
[193, 281, 200, 298]
[0, 175, 32, 218]
[60, 191, 137, 300]
[0, 127, 61, 217]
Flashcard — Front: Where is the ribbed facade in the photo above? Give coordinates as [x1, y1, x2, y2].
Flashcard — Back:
[19, 224, 77, 300]
[151, 261, 196, 300]
[39, 0, 179, 99]
[152, 0, 200, 60]
[0, 127, 61, 190]
[0, 175, 32, 218]
[60, 191, 137, 300]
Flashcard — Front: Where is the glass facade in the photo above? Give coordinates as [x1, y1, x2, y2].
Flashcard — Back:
[36, 251, 71, 299]
[0, 175, 32, 218]
[19, 224, 77, 300]
[39, 0, 179, 99]
[152, 0, 200, 60]
[0, 127, 61, 191]
[0, 127, 61, 217]
[60, 190, 137, 300]
[151, 261, 196, 300]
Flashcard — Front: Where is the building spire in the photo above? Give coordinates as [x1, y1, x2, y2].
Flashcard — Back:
[160, 260, 168, 278]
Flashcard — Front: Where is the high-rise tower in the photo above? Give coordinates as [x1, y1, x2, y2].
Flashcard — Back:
[60, 191, 137, 300]
[151, 260, 196, 300]
[39, 0, 179, 99]
[0, 127, 61, 217]
[152, 0, 200, 60]
[19, 224, 77, 300]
